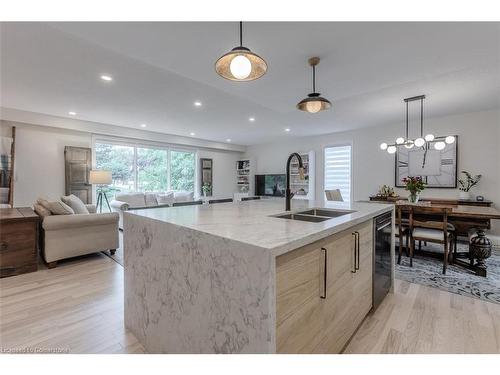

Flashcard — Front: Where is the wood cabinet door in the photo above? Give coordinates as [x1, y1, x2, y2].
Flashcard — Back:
[315, 228, 356, 353]
[276, 244, 325, 353]
[64, 146, 92, 204]
[275, 220, 374, 354]
[315, 220, 373, 353]
[349, 220, 374, 340]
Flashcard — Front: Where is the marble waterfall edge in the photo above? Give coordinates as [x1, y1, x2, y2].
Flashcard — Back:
[124, 213, 275, 354]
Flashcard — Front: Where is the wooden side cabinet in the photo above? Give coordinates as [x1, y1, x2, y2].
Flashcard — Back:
[276, 220, 374, 353]
[0, 207, 39, 278]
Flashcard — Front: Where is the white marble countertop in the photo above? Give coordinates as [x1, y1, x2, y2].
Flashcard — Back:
[126, 198, 393, 257]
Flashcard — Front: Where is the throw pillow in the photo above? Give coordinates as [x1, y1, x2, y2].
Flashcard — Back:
[33, 203, 51, 217]
[157, 191, 174, 206]
[37, 198, 74, 215]
[61, 194, 89, 214]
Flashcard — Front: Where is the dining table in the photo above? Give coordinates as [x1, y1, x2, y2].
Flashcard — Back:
[395, 200, 500, 277]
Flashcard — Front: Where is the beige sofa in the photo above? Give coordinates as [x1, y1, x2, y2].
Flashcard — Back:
[110, 191, 195, 228]
[34, 203, 119, 268]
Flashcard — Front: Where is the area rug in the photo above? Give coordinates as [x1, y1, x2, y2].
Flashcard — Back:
[396, 241, 500, 305]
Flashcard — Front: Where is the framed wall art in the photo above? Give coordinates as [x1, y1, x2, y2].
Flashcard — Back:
[395, 136, 458, 188]
[200, 158, 213, 196]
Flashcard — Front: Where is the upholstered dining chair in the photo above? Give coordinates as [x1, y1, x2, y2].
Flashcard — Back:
[325, 189, 344, 201]
[407, 205, 456, 274]
[396, 206, 410, 265]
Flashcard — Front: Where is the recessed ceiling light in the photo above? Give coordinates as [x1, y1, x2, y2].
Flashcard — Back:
[194, 101, 202, 107]
[249, 117, 255, 122]
[140, 124, 147, 128]
[285, 128, 291, 132]
[68, 111, 77, 116]
[100, 74, 113, 81]
[226, 138, 232, 142]
[190, 132, 196, 136]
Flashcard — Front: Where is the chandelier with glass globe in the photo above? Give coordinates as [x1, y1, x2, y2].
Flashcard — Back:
[380, 95, 456, 154]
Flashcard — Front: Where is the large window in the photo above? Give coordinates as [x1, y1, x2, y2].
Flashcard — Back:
[137, 147, 168, 192]
[170, 150, 195, 191]
[95, 141, 196, 196]
[95, 143, 135, 193]
[324, 145, 352, 202]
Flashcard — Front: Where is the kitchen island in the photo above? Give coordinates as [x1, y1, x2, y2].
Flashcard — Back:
[123, 199, 394, 353]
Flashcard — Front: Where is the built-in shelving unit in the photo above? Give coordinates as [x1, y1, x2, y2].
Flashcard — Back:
[236, 159, 253, 195]
[290, 151, 315, 200]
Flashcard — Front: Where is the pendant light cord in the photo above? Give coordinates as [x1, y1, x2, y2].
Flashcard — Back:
[420, 97, 424, 137]
[239, 21, 243, 47]
[405, 100, 409, 139]
[312, 65, 316, 93]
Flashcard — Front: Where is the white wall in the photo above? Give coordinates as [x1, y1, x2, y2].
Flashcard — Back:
[245, 109, 500, 234]
[197, 149, 241, 199]
[0, 120, 243, 206]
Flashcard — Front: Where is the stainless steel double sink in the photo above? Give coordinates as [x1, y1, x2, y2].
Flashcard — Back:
[272, 208, 356, 222]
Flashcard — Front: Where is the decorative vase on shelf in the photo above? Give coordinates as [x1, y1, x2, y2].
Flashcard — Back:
[459, 191, 471, 200]
[408, 192, 420, 204]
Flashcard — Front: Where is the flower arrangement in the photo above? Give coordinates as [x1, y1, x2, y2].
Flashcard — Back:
[402, 176, 426, 203]
[458, 171, 481, 192]
[202, 182, 211, 196]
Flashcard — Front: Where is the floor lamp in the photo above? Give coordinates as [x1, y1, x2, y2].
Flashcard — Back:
[89, 170, 112, 213]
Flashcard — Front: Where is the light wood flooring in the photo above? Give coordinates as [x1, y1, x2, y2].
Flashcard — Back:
[345, 278, 500, 353]
[0, 253, 144, 353]
[1, 253, 499, 354]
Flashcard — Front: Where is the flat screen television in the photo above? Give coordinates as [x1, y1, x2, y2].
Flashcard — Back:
[255, 174, 286, 197]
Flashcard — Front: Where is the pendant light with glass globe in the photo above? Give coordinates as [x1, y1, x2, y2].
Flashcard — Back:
[215, 22, 267, 82]
[380, 95, 456, 154]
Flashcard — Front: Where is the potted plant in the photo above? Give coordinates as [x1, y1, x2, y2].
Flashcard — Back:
[458, 170, 482, 200]
[202, 182, 211, 198]
[402, 176, 426, 203]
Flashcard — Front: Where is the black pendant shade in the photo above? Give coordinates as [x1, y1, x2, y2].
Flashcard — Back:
[297, 57, 332, 113]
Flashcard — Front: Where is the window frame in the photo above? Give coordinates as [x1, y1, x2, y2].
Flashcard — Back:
[92, 135, 198, 195]
[323, 143, 353, 202]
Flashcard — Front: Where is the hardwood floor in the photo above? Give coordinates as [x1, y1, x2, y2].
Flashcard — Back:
[1, 253, 499, 354]
[0, 253, 144, 354]
[344, 278, 500, 353]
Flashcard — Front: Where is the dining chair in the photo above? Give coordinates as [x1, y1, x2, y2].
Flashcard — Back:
[407, 205, 455, 274]
[396, 206, 410, 265]
[172, 200, 203, 207]
[325, 189, 344, 201]
[241, 196, 261, 201]
[208, 198, 233, 204]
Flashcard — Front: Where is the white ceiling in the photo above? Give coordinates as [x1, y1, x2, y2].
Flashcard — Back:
[1, 22, 499, 145]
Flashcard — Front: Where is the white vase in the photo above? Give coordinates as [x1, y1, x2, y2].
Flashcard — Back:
[459, 191, 471, 200]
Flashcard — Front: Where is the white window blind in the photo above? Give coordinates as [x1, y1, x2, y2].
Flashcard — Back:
[324, 145, 352, 201]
